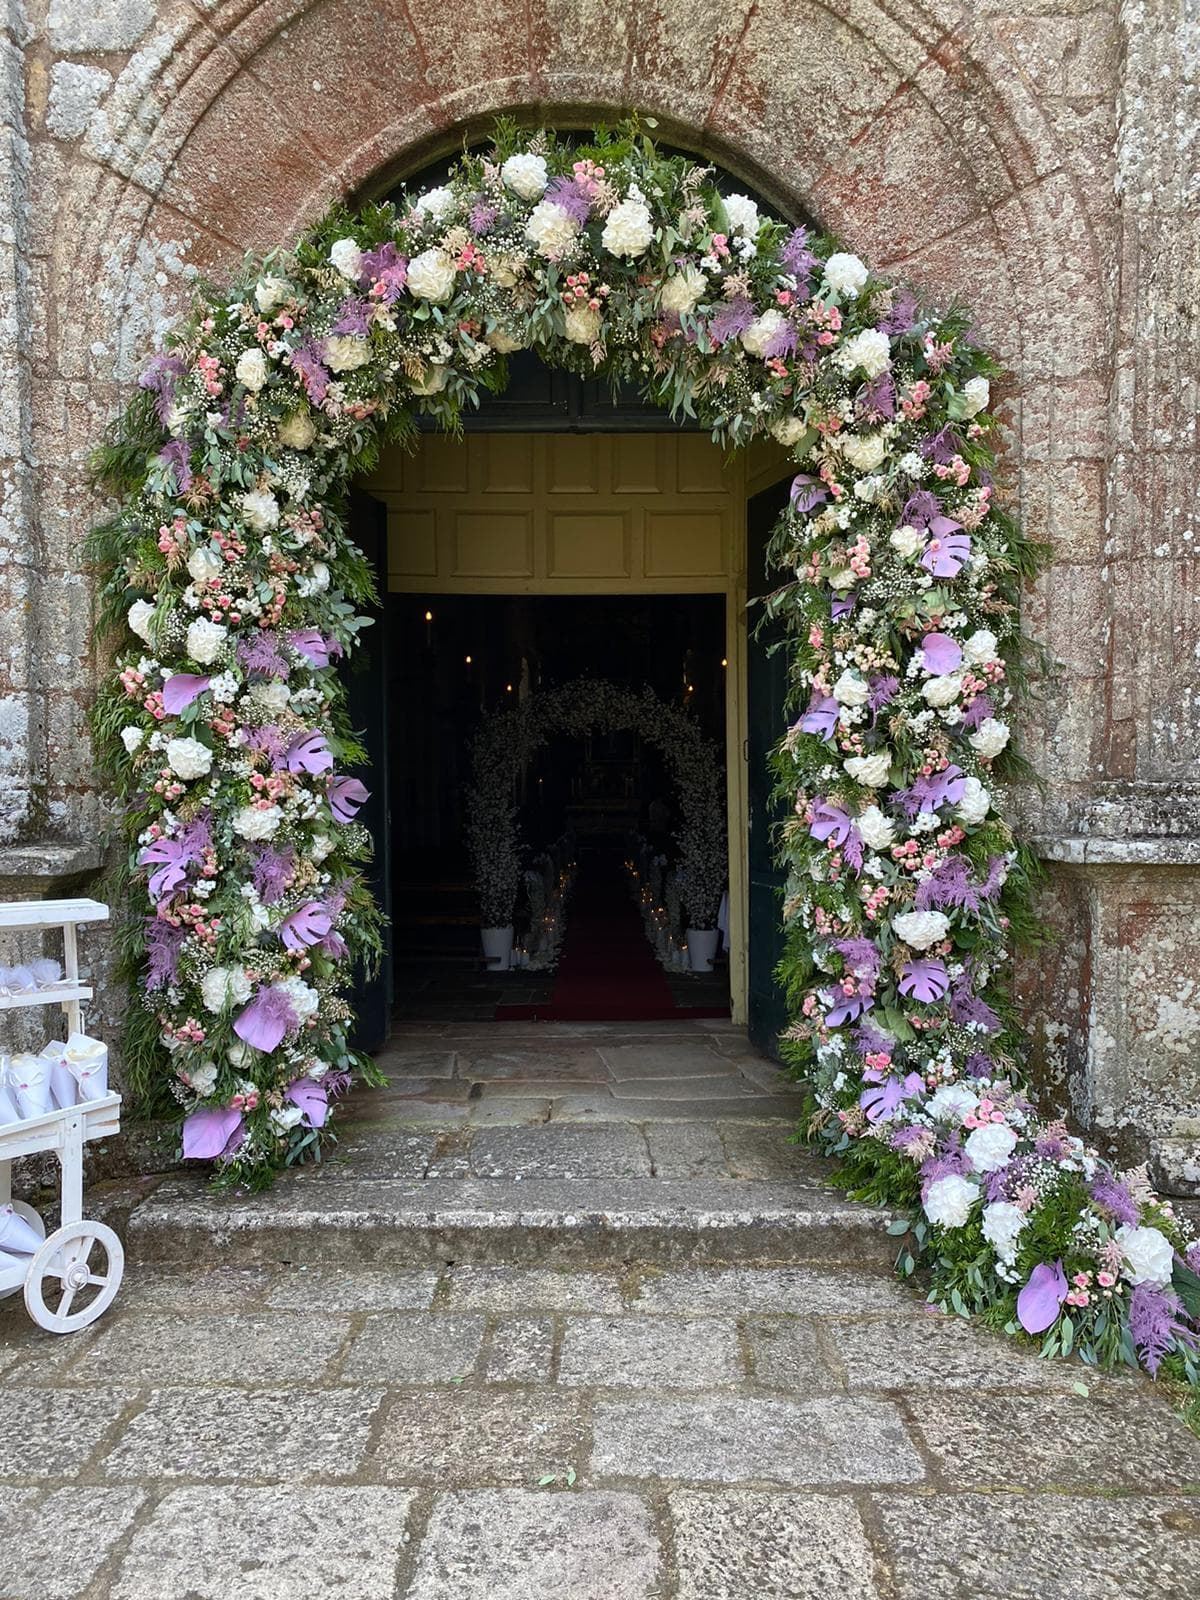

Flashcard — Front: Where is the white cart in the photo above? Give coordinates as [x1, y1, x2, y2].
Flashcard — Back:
[0, 899, 125, 1333]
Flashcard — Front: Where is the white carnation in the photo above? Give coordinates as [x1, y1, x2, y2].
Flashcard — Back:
[856, 805, 895, 851]
[328, 237, 363, 281]
[1116, 1225, 1175, 1288]
[844, 751, 892, 787]
[526, 200, 581, 259]
[187, 545, 223, 584]
[564, 304, 602, 345]
[277, 410, 316, 450]
[961, 376, 990, 416]
[771, 415, 807, 447]
[832, 669, 870, 706]
[232, 804, 282, 841]
[406, 247, 457, 302]
[982, 1201, 1026, 1264]
[254, 275, 291, 312]
[823, 251, 869, 298]
[922, 673, 963, 708]
[413, 185, 455, 223]
[923, 1174, 979, 1229]
[235, 347, 269, 392]
[250, 681, 290, 713]
[240, 488, 280, 532]
[740, 308, 787, 358]
[890, 525, 925, 559]
[891, 909, 950, 950]
[956, 776, 992, 826]
[928, 1083, 980, 1125]
[200, 965, 252, 1014]
[323, 335, 371, 373]
[841, 432, 888, 473]
[602, 197, 654, 258]
[500, 152, 548, 200]
[187, 1060, 218, 1097]
[120, 726, 145, 754]
[128, 599, 156, 643]
[270, 1103, 306, 1134]
[836, 328, 891, 378]
[186, 618, 228, 665]
[969, 718, 1011, 760]
[723, 193, 760, 238]
[965, 1122, 1019, 1174]
[165, 737, 213, 780]
[964, 628, 999, 666]
[660, 264, 707, 315]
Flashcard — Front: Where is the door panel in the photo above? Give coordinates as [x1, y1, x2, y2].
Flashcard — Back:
[746, 479, 793, 1059]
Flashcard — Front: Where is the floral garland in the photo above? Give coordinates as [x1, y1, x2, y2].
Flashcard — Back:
[466, 676, 725, 930]
[89, 122, 1199, 1379]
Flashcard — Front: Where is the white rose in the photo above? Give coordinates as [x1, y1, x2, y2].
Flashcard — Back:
[1116, 1225, 1175, 1288]
[500, 152, 548, 200]
[891, 909, 950, 950]
[323, 335, 371, 373]
[823, 251, 869, 298]
[856, 805, 895, 851]
[328, 237, 363, 281]
[410, 364, 448, 396]
[771, 415, 807, 447]
[239, 488, 280, 531]
[981, 1200, 1026, 1263]
[165, 736, 213, 780]
[956, 776, 992, 827]
[187, 545, 223, 584]
[602, 197, 654, 258]
[200, 965, 252, 1014]
[128, 599, 156, 643]
[310, 833, 333, 863]
[526, 199, 581, 258]
[254, 275, 291, 312]
[836, 328, 891, 378]
[564, 304, 602, 345]
[235, 347, 269, 392]
[889, 525, 925, 559]
[187, 1060, 218, 1097]
[740, 308, 787, 358]
[413, 185, 455, 223]
[969, 718, 1011, 761]
[928, 1083, 980, 1125]
[251, 681, 290, 713]
[120, 726, 144, 754]
[308, 561, 330, 592]
[660, 264, 707, 315]
[485, 326, 526, 354]
[232, 804, 282, 841]
[406, 247, 457, 303]
[186, 618, 228, 665]
[844, 751, 892, 787]
[277, 410, 316, 450]
[723, 193, 760, 238]
[270, 1104, 307, 1134]
[841, 432, 888, 473]
[922, 673, 963, 708]
[965, 1122, 1019, 1174]
[961, 376, 990, 416]
[964, 628, 999, 666]
[832, 669, 870, 706]
[923, 1174, 979, 1229]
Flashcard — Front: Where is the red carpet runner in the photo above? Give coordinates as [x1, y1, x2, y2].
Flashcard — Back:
[496, 855, 728, 1022]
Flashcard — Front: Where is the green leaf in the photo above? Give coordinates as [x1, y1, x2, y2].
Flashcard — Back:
[537, 1474, 557, 1487]
[886, 1218, 911, 1236]
[1071, 1381, 1090, 1397]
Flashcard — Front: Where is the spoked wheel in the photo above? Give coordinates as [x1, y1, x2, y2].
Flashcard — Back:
[23, 1220, 124, 1333]
[0, 1203, 45, 1300]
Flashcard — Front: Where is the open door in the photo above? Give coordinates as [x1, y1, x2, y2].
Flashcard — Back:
[343, 489, 392, 1053]
[746, 479, 793, 1059]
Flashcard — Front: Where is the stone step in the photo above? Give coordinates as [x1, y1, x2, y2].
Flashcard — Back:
[128, 1174, 897, 1270]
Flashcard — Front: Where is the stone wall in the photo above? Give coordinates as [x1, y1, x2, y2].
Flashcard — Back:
[0, 0, 1196, 1185]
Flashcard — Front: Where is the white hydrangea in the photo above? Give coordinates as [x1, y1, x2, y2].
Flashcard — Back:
[891, 909, 951, 950]
[823, 251, 869, 298]
[964, 628, 1000, 665]
[239, 487, 280, 531]
[485, 326, 526, 354]
[413, 185, 455, 223]
[1116, 1225, 1174, 1288]
[232, 804, 282, 841]
[526, 199, 581, 258]
[278, 410, 316, 450]
[832, 669, 870, 706]
[836, 328, 891, 378]
[844, 751, 892, 787]
[841, 433, 887, 472]
[965, 1122, 1019, 1174]
[922, 673, 963, 708]
[165, 737, 213, 780]
[660, 264, 707, 315]
[856, 805, 895, 851]
[602, 197, 654, 258]
[740, 308, 787, 358]
[564, 304, 602, 345]
[128, 599, 156, 643]
[277, 975, 320, 1022]
[235, 347, 269, 392]
[928, 1083, 980, 1125]
[200, 965, 252, 1014]
[186, 545, 223, 584]
[250, 681, 290, 713]
[328, 237, 363, 281]
[956, 776, 992, 827]
[889, 525, 926, 559]
[406, 248, 457, 303]
[969, 718, 1011, 760]
[501, 152, 548, 200]
[186, 618, 228, 665]
[961, 376, 991, 416]
[324, 335, 371, 372]
[254, 275, 291, 312]
[982, 1200, 1026, 1264]
[771, 415, 807, 447]
[723, 193, 760, 238]
[923, 1174, 979, 1229]
[120, 726, 144, 754]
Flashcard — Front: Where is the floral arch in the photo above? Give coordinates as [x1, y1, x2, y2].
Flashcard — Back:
[466, 676, 726, 933]
[92, 123, 1199, 1378]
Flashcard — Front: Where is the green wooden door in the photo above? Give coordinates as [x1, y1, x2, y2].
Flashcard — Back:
[746, 479, 793, 1059]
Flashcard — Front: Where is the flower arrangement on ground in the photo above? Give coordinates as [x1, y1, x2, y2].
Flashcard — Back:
[88, 121, 1199, 1381]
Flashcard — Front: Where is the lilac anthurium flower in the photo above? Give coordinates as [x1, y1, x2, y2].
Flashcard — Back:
[284, 730, 334, 775]
[285, 1077, 330, 1128]
[826, 987, 873, 1027]
[920, 525, 972, 578]
[789, 473, 828, 514]
[798, 695, 838, 741]
[161, 674, 212, 715]
[182, 1105, 245, 1161]
[277, 900, 333, 952]
[138, 839, 191, 901]
[918, 632, 963, 676]
[860, 1071, 924, 1124]
[809, 800, 853, 847]
[328, 775, 369, 823]
[898, 958, 951, 1003]
[233, 985, 299, 1053]
[831, 594, 856, 621]
[1017, 1260, 1069, 1334]
[289, 628, 340, 668]
[908, 764, 968, 813]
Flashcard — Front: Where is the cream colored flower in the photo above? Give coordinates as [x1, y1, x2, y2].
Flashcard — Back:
[660, 264, 707, 315]
[501, 153, 548, 200]
[740, 309, 787, 359]
[564, 304, 602, 345]
[323, 335, 371, 373]
[328, 237, 363, 281]
[406, 248, 457, 303]
[277, 411, 316, 450]
[526, 200, 581, 259]
[235, 347, 269, 392]
[602, 197, 654, 258]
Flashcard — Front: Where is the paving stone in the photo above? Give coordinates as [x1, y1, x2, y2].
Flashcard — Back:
[646, 1121, 731, 1178]
[0, 1388, 135, 1479]
[719, 1122, 814, 1181]
[877, 1492, 1200, 1599]
[467, 1094, 554, 1124]
[101, 1388, 384, 1481]
[370, 1390, 589, 1485]
[443, 1266, 627, 1313]
[630, 1266, 915, 1316]
[559, 1315, 742, 1389]
[304, 1128, 438, 1179]
[486, 1317, 556, 1382]
[599, 1043, 737, 1080]
[591, 1395, 924, 1484]
[110, 1486, 414, 1599]
[470, 1123, 651, 1179]
[911, 1391, 1200, 1490]
[0, 1486, 145, 1600]
[263, 1265, 438, 1311]
[745, 1319, 839, 1391]
[615, 1074, 758, 1100]
[374, 1048, 457, 1080]
[671, 1490, 879, 1600]
[455, 1047, 609, 1083]
[65, 1312, 352, 1385]
[341, 1313, 485, 1383]
[112, 1265, 270, 1313]
[405, 1489, 661, 1599]
[825, 1311, 1092, 1391]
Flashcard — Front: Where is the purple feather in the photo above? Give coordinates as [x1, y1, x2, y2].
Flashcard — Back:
[138, 353, 187, 423]
[332, 296, 373, 335]
[144, 916, 187, 990]
[158, 438, 193, 493]
[920, 424, 966, 464]
[762, 320, 800, 361]
[1127, 1283, 1197, 1376]
[251, 844, 296, 905]
[780, 226, 818, 281]
[1088, 1172, 1141, 1228]
[545, 176, 593, 224]
[290, 338, 331, 406]
[858, 373, 895, 420]
[835, 937, 882, 981]
[879, 288, 919, 335]
[359, 242, 408, 300]
[867, 675, 899, 714]
[469, 199, 498, 236]
[238, 633, 290, 678]
[903, 489, 944, 528]
[961, 694, 995, 731]
[708, 297, 755, 345]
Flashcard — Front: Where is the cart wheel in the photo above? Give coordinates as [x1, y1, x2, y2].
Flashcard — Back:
[23, 1221, 124, 1334]
[0, 1203, 45, 1300]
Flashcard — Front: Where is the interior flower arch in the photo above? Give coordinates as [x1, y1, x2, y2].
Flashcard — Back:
[90, 122, 1200, 1379]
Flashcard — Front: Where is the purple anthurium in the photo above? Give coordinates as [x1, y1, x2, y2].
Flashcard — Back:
[285, 1077, 330, 1128]
[898, 958, 950, 1003]
[233, 985, 299, 1053]
[826, 987, 873, 1027]
[909, 764, 968, 813]
[138, 839, 191, 901]
[161, 673, 212, 715]
[289, 628, 339, 667]
[1017, 1261, 1069, 1334]
[809, 801, 853, 847]
[182, 1105, 245, 1160]
[831, 594, 856, 621]
[789, 473, 828, 514]
[798, 695, 838, 741]
[918, 632, 963, 676]
[284, 730, 333, 775]
[920, 524, 972, 578]
[860, 1071, 924, 1123]
[277, 900, 333, 952]
[328, 775, 369, 823]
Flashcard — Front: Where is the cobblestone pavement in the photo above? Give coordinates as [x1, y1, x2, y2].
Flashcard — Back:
[3, 1024, 1199, 1598]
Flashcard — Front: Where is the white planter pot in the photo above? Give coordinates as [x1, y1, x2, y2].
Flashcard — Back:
[481, 925, 514, 971]
[687, 928, 719, 973]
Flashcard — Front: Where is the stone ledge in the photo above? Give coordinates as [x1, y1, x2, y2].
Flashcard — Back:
[0, 838, 106, 892]
[1034, 834, 1200, 867]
